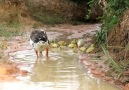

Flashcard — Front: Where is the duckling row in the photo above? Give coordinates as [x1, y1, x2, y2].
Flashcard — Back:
[50, 39, 95, 53]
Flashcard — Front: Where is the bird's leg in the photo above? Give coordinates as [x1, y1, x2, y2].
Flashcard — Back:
[35, 50, 38, 62]
[39, 51, 43, 58]
[46, 48, 49, 58]
[35, 50, 38, 57]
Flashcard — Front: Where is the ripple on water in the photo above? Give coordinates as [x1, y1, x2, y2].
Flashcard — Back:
[6, 48, 121, 90]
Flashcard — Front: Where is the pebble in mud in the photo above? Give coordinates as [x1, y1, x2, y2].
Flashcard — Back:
[20, 70, 28, 76]
[79, 55, 87, 61]
[83, 61, 92, 66]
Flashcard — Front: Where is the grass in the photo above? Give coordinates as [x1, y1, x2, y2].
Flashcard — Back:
[100, 45, 121, 71]
[0, 23, 23, 63]
[0, 29, 19, 37]
[95, 0, 129, 44]
[70, 20, 85, 25]
[0, 23, 23, 37]
[100, 45, 127, 79]
[32, 12, 65, 25]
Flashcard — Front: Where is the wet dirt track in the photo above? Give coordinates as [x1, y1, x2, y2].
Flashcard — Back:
[1, 24, 122, 90]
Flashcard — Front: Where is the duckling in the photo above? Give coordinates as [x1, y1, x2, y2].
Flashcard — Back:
[68, 43, 77, 48]
[58, 41, 67, 46]
[59, 45, 67, 50]
[71, 39, 78, 44]
[86, 44, 95, 53]
[77, 38, 85, 48]
[80, 46, 86, 52]
[49, 40, 55, 44]
[50, 43, 58, 48]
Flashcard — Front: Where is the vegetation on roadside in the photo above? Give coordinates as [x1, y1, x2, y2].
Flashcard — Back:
[0, 0, 30, 37]
[0, 24, 23, 37]
[96, 0, 129, 44]
[93, 0, 129, 85]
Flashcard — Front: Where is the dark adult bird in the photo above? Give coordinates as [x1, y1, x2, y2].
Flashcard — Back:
[30, 29, 49, 61]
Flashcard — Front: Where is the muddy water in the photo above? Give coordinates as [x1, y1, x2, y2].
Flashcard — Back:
[0, 24, 121, 90]
[5, 48, 121, 90]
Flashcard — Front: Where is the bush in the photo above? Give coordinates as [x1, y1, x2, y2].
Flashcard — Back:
[96, 0, 129, 44]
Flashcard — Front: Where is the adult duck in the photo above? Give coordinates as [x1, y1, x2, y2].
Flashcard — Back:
[30, 29, 49, 61]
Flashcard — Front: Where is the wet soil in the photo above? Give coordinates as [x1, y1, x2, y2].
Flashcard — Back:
[0, 24, 125, 90]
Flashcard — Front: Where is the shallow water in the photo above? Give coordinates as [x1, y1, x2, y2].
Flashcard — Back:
[5, 48, 121, 90]
[1, 24, 121, 90]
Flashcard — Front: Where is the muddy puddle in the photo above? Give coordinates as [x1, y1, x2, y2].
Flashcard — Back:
[1, 24, 121, 90]
[2, 48, 120, 90]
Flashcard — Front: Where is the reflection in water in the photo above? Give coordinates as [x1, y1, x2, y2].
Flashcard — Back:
[7, 49, 121, 90]
[29, 49, 120, 90]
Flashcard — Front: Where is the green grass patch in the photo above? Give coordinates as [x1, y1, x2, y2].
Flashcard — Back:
[95, 0, 129, 44]
[0, 24, 22, 37]
[101, 45, 120, 70]
[0, 29, 19, 37]
[70, 20, 85, 25]
[32, 12, 65, 25]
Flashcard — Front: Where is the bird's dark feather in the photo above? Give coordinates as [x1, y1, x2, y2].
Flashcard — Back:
[30, 30, 48, 43]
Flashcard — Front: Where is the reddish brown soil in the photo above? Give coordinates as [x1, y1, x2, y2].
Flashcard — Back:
[79, 54, 129, 90]
[0, 63, 19, 82]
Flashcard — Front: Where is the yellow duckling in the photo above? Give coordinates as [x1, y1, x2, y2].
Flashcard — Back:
[59, 45, 66, 50]
[50, 43, 58, 48]
[68, 43, 77, 48]
[49, 40, 55, 43]
[86, 44, 95, 53]
[80, 47, 86, 52]
[58, 41, 67, 46]
[71, 39, 78, 44]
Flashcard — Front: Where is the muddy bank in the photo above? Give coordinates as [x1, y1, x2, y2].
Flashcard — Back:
[79, 53, 129, 90]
